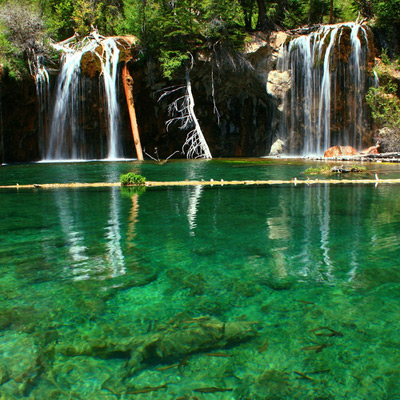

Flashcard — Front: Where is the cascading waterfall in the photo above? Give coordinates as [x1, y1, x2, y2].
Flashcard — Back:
[277, 23, 370, 155]
[46, 37, 121, 160]
[35, 57, 50, 159]
[0, 84, 3, 165]
[102, 39, 121, 159]
[47, 43, 90, 160]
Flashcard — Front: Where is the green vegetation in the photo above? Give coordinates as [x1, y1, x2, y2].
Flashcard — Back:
[120, 185, 147, 196]
[305, 165, 367, 174]
[366, 80, 400, 131]
[0, 1, 49, 79]
[0, 0, 397, 80]
[120, 173, 146, 185]
[366, 54, 400, 152]
[304, 165, 332, 175]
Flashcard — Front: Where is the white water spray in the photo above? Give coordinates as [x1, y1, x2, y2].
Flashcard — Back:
[46, 36, 122, 160]
[277, 23, 370, 155]
[35, 57, 50, 159]
[102, 39, 121, 159]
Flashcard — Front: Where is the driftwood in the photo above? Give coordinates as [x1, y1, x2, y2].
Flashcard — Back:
[288, 25, 322, 35]
[330, 165, 363, 173]
[3, 177, 400, 190]
[362, 152, 400, 159]
[316, 152, 400, 162]
[122, 63, 143, 160]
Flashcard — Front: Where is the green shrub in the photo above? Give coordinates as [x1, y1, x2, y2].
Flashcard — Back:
[304, 165, 366, 175]
[120, 173, 146, 186]
[366, 79, 400, 131]
[304, 165, 331, 175]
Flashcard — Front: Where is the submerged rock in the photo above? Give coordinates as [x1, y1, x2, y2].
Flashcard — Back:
[0, 331, 39, 397]
[127, 316, 259, 374]
[56, 315, 259, 378]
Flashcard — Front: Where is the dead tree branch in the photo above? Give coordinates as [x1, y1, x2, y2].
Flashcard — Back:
[159, 59, 212, 159]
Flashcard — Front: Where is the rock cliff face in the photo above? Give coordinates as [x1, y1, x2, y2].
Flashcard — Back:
[269, 23, 375, 155]
[134, 32, 288, 159]
[0, 26, 374, 162]
[1, 74, 40, 163]
[0, 32, 287, 162]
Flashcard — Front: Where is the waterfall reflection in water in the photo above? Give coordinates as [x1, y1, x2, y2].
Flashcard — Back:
[53, 190, 90, 280]
[2, 179, 400, 398]
[105, 187, 125, 278]
[53, 187, 126, 282]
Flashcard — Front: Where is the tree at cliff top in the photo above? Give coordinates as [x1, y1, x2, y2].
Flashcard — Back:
[120, 0, 247, 79]
[282, 0, 357, 28]
[0, 1, 49, 79]
[43, 0, 123, 38]
[353, 0, 400, 32]
[351, 0, 400, 53]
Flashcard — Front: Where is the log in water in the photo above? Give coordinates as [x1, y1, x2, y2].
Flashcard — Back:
[1, 178, 400, 190]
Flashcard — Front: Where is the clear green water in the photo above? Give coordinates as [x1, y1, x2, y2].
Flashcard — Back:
[2, 157, 400, 185]
[1, 160, 400, 399]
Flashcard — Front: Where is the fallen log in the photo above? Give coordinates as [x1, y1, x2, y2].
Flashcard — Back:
[362, 152, 400, 159]
[2, 178, 400, 190]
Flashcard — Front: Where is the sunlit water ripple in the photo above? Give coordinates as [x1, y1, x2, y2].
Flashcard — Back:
[1, 159, 400, 399]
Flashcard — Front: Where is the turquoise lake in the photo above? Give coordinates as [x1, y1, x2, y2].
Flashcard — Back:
[1, 159, 400, 399]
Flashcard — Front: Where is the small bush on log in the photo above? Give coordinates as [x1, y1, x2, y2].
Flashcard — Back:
[120, 173, 146, 186]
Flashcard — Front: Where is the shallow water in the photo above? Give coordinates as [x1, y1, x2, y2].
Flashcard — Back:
[2, 157, 400, 185]
[1, 160, 400, 399]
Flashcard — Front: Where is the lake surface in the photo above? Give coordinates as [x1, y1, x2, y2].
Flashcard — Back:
[1, 159, 400, 399]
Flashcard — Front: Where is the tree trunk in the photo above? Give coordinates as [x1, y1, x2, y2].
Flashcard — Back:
[256, 0, 268, 30]
[239, 0, 254, 31]
[122, 63, 143, 161]
[185, 68, 212, 159]
[330, 0, 334, 24]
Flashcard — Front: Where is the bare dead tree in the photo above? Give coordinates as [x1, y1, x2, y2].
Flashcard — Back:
[159, 58, 212, 159]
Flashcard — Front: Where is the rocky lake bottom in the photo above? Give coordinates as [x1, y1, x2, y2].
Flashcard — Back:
[1, 159, 400, 399]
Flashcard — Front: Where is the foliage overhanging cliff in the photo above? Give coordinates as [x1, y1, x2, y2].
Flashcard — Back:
[0, 0, 399, 81]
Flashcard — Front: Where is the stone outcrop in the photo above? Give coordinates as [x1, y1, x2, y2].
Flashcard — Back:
[0, 26, 375, 162]
[266, 71, 291, 108]
[269, 139, 286, 156]
[324, 145, 358, 157]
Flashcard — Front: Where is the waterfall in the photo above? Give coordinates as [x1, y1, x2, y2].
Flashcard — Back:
[277, 23, 370, 155]
[45, 37, 122, 160]
[102, 39, 121, 159]
[35, 57, 50, 159]
[47, 45, 87, 160]
[0, 83, 3, 165]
